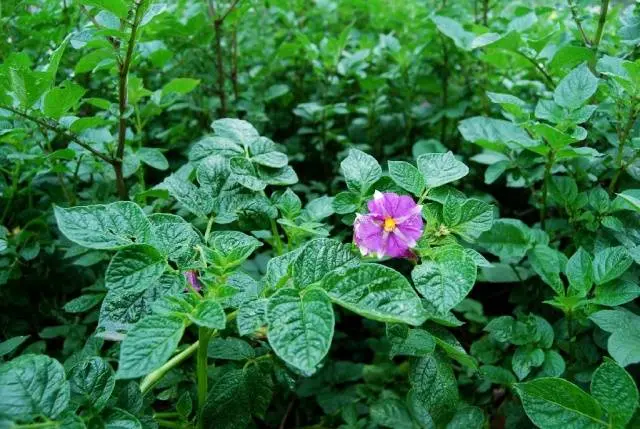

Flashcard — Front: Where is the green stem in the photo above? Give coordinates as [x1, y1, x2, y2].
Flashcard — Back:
[567, 0, 591, 47]
[270, 218, 284, 255]
[155, 419, 183, 429]
[153, 412, 181, 419]
[593, 0, 610, 55]
[609, 108, 638, 194]
[204, 215, 215, 243]
[515, 51, 556, 89]
[197, 327, 214, 429]
[540, 150, 555, 230]
[14, 422, 58, 429]
[140, 341, 200, 394]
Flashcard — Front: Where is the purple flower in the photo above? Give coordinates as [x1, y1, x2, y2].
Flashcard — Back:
[184, 270, 202, 292]
[354, 191, 424, 259]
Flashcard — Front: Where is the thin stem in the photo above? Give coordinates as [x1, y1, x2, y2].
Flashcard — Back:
[593, 0, 610, 54]
[231, 26, 239, 102]
[213, 19, 227, 116]
[0, 105, 113, 163]
[515, 51, 556, 89]
[153, 412, 181, 419]
[155, 420, 182, 429]
[439, 33, 449, 144]
[482, 0, 488, 26]
[567, 0, 591, 47]
[13, 422, 58, 429]
[204, 215, 215, 243]
[140, 341, 200, 394]
[540, 150, 555, 230]
[197, 327, 213, 429]
[115, 0, 146, 200]
[270, 218, 284, 255]
[609, 108, 638, 194]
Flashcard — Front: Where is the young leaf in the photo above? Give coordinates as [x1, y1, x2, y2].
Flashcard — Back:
[340, 149, 382, 195]
[206, 231, 262, 274]
[591, 358, 638, 427]
[566, 248, 593, 297]
[322, 263, 427, 326]
[388, 161, 426, 196]
[149, 213, 200, 264]
[116, 315, 185, 379]
[592, 246, 633, 285]
[512, 347, 545, 380]
[0, 335, 30, 357]
[54, 202, 152, 250]
[188, 299, 226, 329]
[417, 151, 469, 189]
[528, 245, 567, 295]
[412, 247, 477, 313]
[515, 378, 606, 428]
[267, 288, 334, 375]
[443, 198, 494, 240]
[0, 355, 70, 421]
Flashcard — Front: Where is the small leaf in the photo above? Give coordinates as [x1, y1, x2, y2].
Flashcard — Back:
[0, 336, 30, 357]
[553, 63, 599, 109]
[291, 238, 358, 288]
[592, 246, 633, 285]
[417, 152, 469, 188]
[340, 149, 382, 195]
[388, 161, 425, 196]
[105, 244, 166, 294]
[68, 357, 115, 412]
[188, 300, 226, 329]
[566, 248, 593, 297]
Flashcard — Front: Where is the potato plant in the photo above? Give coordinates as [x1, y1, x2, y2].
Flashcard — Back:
[1, 1, 640, 429]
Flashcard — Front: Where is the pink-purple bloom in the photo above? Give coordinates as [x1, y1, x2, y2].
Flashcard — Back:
[184, 270, 202, 292]
[354, 191, 424, 259]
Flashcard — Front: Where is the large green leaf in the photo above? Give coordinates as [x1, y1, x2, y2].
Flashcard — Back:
[553, 63, 599, 110]
[566, 248, 593, 297]
[591, 358, 638, 427]
[149, 214, 200, 265]
[267, 287, 334, 375]
[291, 238, 358, 288]
[590, 309, 640, 367]
[592, 246, 633, 285]
[477, 219, 531, 261]
[408, 352, 459, 426]
[0, 355, 70, 421]
[322, 263, 427, 325]
[412, 247, 477, 313]
[116, 315, 185, 379]
[105, 245, 166, 294]
[54, 202, 152, 250]
[443, 198, 494, 240]
[68, 357, 114, 412]
[515, 378, 606, 429]
[388, 161, 425, 196]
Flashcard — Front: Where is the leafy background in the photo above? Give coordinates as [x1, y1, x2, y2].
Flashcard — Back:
[1, 0, 640, 428]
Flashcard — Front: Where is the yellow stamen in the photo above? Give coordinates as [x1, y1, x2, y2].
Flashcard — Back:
[383, 217, 396, 232]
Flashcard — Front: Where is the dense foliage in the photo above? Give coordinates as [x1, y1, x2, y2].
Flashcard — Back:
[1, 0, 640, 428]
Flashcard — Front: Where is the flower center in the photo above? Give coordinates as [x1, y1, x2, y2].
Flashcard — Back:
[383, 217, 397, 232]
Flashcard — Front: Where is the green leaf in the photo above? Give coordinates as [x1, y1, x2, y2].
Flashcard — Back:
[412, 247, 477, 313]
[591, 358, 638, 427]
[446, 406, 485, 429]
[237, 298, 267, 336]
[267, 287, 334, 375]
[387, 324, 436, 359]
[388, 161, 425, 196]
[537, 350, 566, 378]
[80, 0, 129, 19]
[408, 352, 459, 426]
[592, 246, 633, 285]
[188, 299, 226, 329]
[54, 202, 152, 250]
[417, 152, 469, 188]
[137, 148, 169, 170]
[250, 137, 288, 168]
[553, 63, 599, 110]
[212, 118, 260, 148]
[0, 355, 70, 420]
[340, 149, 382, 195]
[43, 81, 86, 119]
[149, 213, 200, 265]
[480, 365, 516, 385]
[333, 191, 360, 214]
[205, 231, 262, 275]
[105, 244, 166, 294]
[161, 78, 200, 95]
[528, 245, 567, 295]
[116, 314, 185, 379]
[592, 280, 640, 306]
[68, 357, 114, 412]
[370, 399, 414, 429]
[230, 156, 266, 191]
[292, 238, 358, 288]
[533, 124, 576, 149]
[0, 335, 29, 357]
[322, 263, 427, 326]
[515, 378, 606, 429]
[477, 219, 531, 262]
[428, 326, 478, 370]
[208, 338, 255, 361]
[590, 309, 640, 367]
[512, 347, 545, 380]
[102, 408, 142, 429]
[458, 117, 535, 151]
[63, 294, 103, 313]
[443, 198, 494, 241]
[431, 15, 475, 50]
[202, 365, 272, 428]
[566, 248, 593, 297]
[161, 174, 213, 217]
